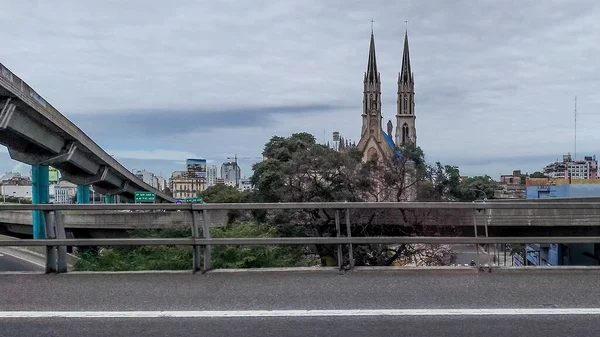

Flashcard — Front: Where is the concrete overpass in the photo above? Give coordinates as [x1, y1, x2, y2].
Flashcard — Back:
[0, 62, 173, 204]
[2, 198, 600, 238]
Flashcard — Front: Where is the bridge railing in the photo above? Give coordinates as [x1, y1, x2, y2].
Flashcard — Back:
[1, 201, 600, 273]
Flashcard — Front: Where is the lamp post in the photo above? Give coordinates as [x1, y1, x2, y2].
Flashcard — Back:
[470, 188, 494, 267]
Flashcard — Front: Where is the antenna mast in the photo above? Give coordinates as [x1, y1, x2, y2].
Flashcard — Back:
[574, 95, 577, 161]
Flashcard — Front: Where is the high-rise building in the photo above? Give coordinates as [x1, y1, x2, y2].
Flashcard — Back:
[134, 169, 158, 188]
[221, 162, 241, 186]
[543, 154, 598, 179]
[206, 165, 218, 187]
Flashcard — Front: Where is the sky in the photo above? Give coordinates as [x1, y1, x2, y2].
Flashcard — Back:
[1, 0, 600, 179]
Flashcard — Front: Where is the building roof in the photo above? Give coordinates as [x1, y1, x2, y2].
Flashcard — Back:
[383, 132, 402, 160]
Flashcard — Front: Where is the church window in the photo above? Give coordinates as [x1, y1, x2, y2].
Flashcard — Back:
[402, 123, 409, 144]
[404, 95, 408, 114]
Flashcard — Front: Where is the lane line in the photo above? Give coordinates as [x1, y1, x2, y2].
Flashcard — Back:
[2, 309, 600, 318]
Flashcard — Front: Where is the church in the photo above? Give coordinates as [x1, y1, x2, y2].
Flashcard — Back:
[357, 28, 417, 162]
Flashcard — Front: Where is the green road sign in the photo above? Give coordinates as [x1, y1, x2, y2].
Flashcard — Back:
[184, 197, 203, 204]
[134, 191, 156, 203]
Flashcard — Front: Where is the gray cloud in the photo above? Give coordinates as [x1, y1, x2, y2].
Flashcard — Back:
[1, 0, 600, 180]
[71, 104, 342, 139]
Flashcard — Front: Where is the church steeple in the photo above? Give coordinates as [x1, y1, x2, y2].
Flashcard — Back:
[365, 31, 379, 84]
[361, 30, 382, 140]
[399, 31, 413, 85]
[395, 28, 417, 146]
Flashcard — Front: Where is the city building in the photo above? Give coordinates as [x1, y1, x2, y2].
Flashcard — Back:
[156, 176, 167, 192]
[221, 162, 241, 186]
[54, 180, 77, 204]
[543, 154, 598, 179]
[238, 179, 253, 192]
[524, 178, 600, 266]
[170, 171, 206, 200]
[356, 28, 416, 162]
[494, 170, 525, 199]
[206, 165, 218, 187]
[134, 169, 158, 189]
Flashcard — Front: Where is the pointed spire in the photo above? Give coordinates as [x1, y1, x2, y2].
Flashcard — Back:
[400, 30, 412, 84]
[365, 31, 379, 84]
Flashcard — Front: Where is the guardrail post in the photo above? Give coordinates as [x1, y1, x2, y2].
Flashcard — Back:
[44, 211, 57, 273]
[345, 208, 354, 269]
[484, 208, 491, 272]
[202, 209, 212, 273]
[55, 211, 67, 273]
[191, 210, 201, 272]
[473, 209, 480, 268]
[335, 210, 343, 271]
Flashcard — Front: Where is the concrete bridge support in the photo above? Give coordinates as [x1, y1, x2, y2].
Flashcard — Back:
[77, 185, 90, 204]
[31, 165, 49, 239]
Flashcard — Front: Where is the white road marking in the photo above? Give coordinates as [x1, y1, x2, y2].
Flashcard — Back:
[1, 309, 600, 318]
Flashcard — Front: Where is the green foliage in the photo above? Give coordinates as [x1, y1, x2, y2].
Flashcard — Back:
[210, 223, 315, 269]
[530, 171, 548, 178]
[1, 196, 32, 204]
[251, 133, 372, 203]
[198, 184, 251, 203]
[459, 175, 497, 201]
[417, 162, 462, 201]
[73, 224, 315, 271]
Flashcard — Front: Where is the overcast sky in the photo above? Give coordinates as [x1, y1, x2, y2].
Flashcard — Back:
[1, 0, 599, 179]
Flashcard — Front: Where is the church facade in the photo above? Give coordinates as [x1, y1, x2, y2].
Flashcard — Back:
[357, 29, 417, 162]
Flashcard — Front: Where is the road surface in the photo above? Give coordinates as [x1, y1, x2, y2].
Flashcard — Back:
[2, 269, 600, 336]
[0, 248, 44, 272]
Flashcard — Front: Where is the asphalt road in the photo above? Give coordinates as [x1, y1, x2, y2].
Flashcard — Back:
[0, 249, 44, 272]
[2, 270, 600, 336]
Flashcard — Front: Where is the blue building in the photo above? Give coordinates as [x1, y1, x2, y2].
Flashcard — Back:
[525, 182, 600, 266]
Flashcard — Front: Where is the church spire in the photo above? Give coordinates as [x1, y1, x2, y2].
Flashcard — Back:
[396, 27, 417, 147]
[399, 30, 412, 84]
[365, 31, 379, 84]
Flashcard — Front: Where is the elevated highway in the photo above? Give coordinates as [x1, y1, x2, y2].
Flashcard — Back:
[1, 199, 600, 238]
[1, 270, 600, 336]
[0, 63, 173, 203]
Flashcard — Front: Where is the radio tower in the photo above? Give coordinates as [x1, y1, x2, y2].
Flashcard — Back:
[574, 95, 577, 161]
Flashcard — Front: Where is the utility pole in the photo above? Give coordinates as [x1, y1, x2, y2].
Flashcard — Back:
[574, 95, 577, 161]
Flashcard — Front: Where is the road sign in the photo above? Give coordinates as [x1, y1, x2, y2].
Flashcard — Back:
[134, 191, 156, 203]
[184, 197, 203, 204]
[175, 200, 183, 204]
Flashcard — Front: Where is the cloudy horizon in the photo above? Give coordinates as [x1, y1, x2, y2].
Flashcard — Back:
[1, 0, 599, 180]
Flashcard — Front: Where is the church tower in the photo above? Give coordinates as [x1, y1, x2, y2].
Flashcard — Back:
[361, 30, 382, 141]
[395, 30, 417, 146]
[357, 29, 393, 161]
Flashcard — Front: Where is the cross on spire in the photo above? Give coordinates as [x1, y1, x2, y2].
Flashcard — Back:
[370, 18, 375, 33]
[404, 20, 409, 33]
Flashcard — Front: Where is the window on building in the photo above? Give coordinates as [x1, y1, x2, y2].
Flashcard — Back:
[402, 123, 409, 143]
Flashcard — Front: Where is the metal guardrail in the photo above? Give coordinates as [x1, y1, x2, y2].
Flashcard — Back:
[2, 202, 600, 273]
[0, 200, 599, 210]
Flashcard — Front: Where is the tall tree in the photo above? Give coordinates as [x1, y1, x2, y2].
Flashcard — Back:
[249, 133, 462, 267]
